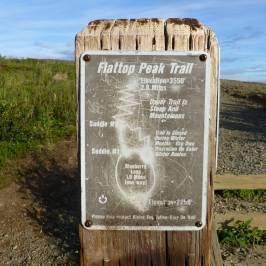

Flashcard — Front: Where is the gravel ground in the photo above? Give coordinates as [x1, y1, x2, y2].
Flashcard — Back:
[0, 183, 77, 265]
[0, 93, 265, 265]
[216, 92, 266, 265]
[221, 246, 266, 266]
[215, 195, 266, 214]
[217, 93, 266, 175]
[0, 140, 80, 266]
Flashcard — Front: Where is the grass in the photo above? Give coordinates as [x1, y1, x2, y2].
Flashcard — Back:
[221, 79, 266, 105]
[218, 189, 266, 201]
[0, 57, 76, 188]
[218, 220, 266, 248]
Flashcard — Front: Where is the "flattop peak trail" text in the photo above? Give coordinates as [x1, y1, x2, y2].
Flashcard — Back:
[97, 62, 194, 75]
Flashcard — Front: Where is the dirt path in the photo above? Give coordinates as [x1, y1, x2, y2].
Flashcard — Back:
[0, 93, 265, 265]
[0, 139, 80, 265]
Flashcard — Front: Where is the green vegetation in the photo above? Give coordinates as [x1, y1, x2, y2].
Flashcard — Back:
[217, 189, 266, 201]
[0, 58, 76, 187]
[218, 220, 266, 247]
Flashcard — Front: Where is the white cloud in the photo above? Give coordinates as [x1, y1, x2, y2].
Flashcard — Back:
[222, 65, 266, 83]
[1, 42, 74, 60]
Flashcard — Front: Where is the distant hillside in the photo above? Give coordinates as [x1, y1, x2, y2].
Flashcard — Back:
[221, 79, 266, 105]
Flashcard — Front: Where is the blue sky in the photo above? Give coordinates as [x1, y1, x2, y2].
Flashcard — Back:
[0, 0, 266, 82]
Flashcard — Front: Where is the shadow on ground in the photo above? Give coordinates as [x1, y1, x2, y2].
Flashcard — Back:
[219, 99, 266, 139]
[17, 140, 80, 263]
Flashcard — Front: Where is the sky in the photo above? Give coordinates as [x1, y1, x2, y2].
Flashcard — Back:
[0, 0, 266, 82]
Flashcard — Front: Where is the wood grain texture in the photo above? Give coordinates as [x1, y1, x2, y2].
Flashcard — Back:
[214, 174, 266, 190]
[211, 223, 223, 266]
[76, 18, 220, 266]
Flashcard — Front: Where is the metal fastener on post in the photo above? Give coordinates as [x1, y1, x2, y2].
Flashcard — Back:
[83, 54, 91, 62]
[195, 221, 203, 227]
[85, 220, 93, 227]
[199, 54, 207, 61]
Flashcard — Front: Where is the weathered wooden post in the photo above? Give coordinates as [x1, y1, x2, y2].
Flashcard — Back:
[76, 18, 221, 266]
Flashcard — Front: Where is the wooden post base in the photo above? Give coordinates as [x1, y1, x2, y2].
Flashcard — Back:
[79, 223, 223, 266]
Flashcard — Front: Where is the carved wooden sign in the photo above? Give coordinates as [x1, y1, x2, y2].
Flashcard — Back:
[80, 51, 210, 231]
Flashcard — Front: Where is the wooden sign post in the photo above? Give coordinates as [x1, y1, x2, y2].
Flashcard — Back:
[76, 18, 220, 266]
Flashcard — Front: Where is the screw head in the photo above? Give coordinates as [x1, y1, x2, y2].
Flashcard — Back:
[199, 54, 207, 61]
[195, 221, 203, 227]
[83, 54, 91, 62]
[85, 220, 93, 227]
